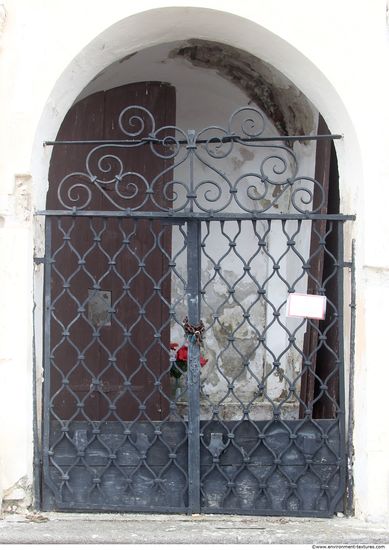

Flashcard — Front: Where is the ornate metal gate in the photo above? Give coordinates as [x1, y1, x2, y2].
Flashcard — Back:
[39, 105, 353, 516]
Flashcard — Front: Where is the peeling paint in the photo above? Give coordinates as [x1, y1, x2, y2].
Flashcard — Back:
[0, 4, 6, 38]
[276, 388, 289, 401]
[177, 400, 300, 421]
[276, 366, 285, 383]
[2, 476, 32, 513]
[230, 147, 255, 171]
[118, 51, 138, 64]
[170, 39, 315, 138]
[14, 174, 32, 224]
[170, 227, 302, 419]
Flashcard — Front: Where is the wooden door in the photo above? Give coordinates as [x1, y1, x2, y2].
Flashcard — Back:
[299, 115, 340, 418]
[47, 82, 176, 422]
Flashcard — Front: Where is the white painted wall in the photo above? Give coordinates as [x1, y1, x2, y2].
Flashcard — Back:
[0, 0, 388, 522]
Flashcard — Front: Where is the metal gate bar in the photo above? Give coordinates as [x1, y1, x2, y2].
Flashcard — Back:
[336, 221, 347, 511]
[187, 219, 201, 513]
[38, 105, 353, 517]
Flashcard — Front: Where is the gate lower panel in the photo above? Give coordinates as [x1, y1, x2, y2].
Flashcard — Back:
[44, 421, 189, 512]
[200, 419, 343, 516]
[43, 417, 343, 516]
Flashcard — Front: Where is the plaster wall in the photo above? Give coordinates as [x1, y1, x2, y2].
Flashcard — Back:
[76, 42, 318, 418]
[0, 0, 388, 521]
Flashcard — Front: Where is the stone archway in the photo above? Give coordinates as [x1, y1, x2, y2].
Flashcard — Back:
[31, 6, 360, 516]
[31, 7, 361, 215]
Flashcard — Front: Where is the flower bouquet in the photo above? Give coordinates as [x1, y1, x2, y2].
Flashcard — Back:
[170, 342, 208, 379]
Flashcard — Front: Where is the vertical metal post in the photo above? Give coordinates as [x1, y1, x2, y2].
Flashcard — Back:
[186, 130, 201, 513]
[32, 297, 42, 510]
[337, 220, 347, 512]
[187, 220, 201, 514]
[346, 239, 356, 515]
[41, 217, 53, 509]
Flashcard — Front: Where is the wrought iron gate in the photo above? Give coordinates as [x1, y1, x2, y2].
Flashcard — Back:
[39, 106, 353, 516]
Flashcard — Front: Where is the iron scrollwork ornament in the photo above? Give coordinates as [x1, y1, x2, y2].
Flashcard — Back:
[55, 105, 325, 215]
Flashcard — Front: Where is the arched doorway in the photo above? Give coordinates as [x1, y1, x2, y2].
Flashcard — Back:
[39, 40, 352, 517]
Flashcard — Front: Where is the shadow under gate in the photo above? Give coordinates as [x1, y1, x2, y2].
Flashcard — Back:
[37, 87, 354, 517]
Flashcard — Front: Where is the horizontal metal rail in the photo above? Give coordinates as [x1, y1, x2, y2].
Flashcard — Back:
[36, 210, 355, 221]
[43, 134, 343, 147]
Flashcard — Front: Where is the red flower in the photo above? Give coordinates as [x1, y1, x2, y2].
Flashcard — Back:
[176, 345, 188, 362]
[170, 341, 208, 378]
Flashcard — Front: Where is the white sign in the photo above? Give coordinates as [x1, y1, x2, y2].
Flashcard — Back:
[286, 293, 327, 320]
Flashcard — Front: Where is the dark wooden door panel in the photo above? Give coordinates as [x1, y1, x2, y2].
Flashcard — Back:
[299, 115, 340, 418]
[48, 83, 176, 421]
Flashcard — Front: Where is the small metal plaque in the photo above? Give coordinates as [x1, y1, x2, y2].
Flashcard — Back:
[286, 293, 327, 320]
[88, 290, 111, 327]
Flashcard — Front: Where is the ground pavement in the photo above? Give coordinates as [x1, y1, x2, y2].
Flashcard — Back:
[0, 511, 388, 544]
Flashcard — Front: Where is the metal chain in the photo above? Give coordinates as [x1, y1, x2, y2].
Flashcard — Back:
[183, 316, 205, 345]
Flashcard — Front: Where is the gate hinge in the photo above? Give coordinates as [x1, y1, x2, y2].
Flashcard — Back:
[34, 256, 46, 265]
